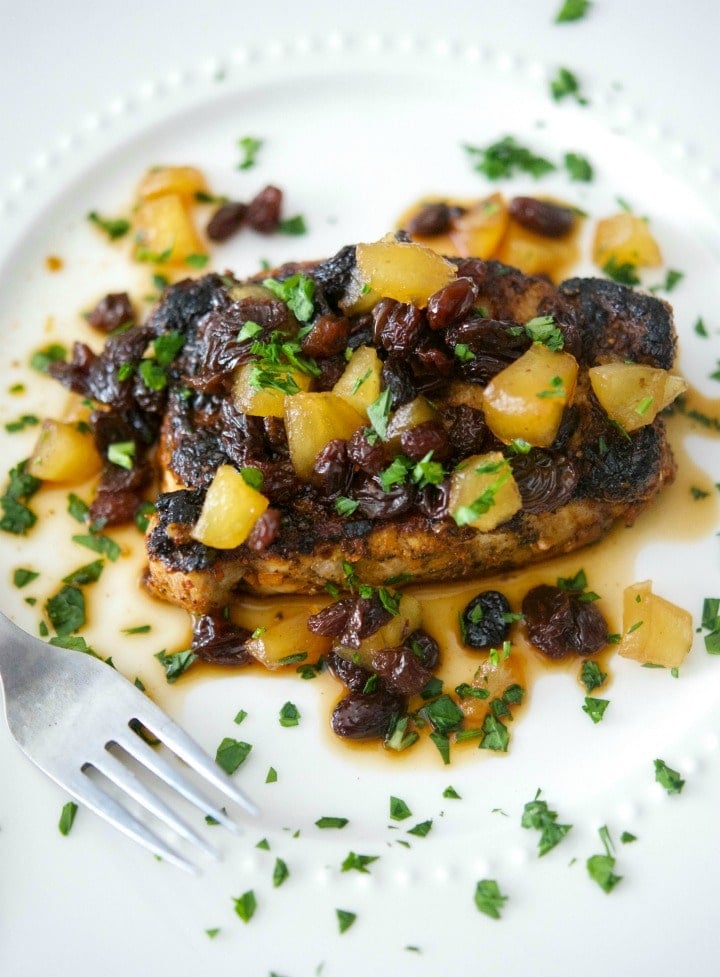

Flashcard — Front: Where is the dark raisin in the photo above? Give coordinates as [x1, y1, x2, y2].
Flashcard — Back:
[414, 339, 456, 378]
[206, 201, 248, 242]
[307, 595, 391, 649]
[331, 689, 403, 739]
[191, 613, 252, 665]
[426, 277, 479, 331]
[246, 185, 283, 233]
[86, 292, 135, 334]
[404, 628, 440, 670]
[381, 357, 417, 408]
[301, 314, 350, 357]
[326, 650, 372, 692]
[354, 475, 415, 520]
[246, 508, 281, 551]
[522, 584, 608, 659]
[371, 646, 433, 696]
[510, 451, 579, 514]
[406, 202, 452, 237]
[445, 404, 489, 456]
[372, 300, 426, 354]
[311, 439, 352, 496]
[400, 420, 450, 462]
[509, 197, 576, 239]
[347, 428, 386, 475]
[416, 480, 450, 519]
[307, 598, 356, 638]
[461, 591, 512, 649]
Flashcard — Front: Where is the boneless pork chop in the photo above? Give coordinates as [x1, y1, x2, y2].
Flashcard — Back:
[50, 242, 680, 613]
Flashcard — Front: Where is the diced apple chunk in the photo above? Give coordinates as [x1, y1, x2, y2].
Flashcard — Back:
[245, 610, 331, 670]
[497, 218, 579, 282]
[483, 343, 578, 447]
[449, 451, 522, 531]
[355, 236, 456, 308]
[233, 361, 313, 418]
[133, 193, 207, 267]
[617, 580, 693, 669]
[284, 392, 366, 481]
[588, 362, 687, 431]
[136, 165, 209, 202]
[385, 395, 439, 452]
[593, 212, 663, 270]
[27, 419, 102, 483]
[192, 464, 269, 549]
[332, 346, 383, 417]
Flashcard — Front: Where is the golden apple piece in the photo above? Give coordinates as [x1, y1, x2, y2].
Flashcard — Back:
[333, 594, 423, 670]
[133, 193, 207, 267]
[617, 581, 693, 669]
[332, 345, 383, 417]
[482, 343, 578, 447]
[27, 419, 102, 483]
[191, 464, 269, 549]
[588, 362, 687, 431]
[355, 236, 457, 308]
[284, 392, 366, 481]
[232, 361, 313, 418]
[449, 451, 522, 531]
[136, 165, 209, 202]
[385, 395, 439, 453]
[245, 610, 331, 670]
[593, 212, 663, 271]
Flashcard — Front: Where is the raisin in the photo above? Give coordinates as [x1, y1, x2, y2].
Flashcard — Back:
[460, 590, 512, 649]
[522, 584, 608, 659]
[445, 404, 489, 457]
[311, 439, 351, 496]
[404, 629, 440, 670]
[301, 314, 350, 357]
[382, 357, 417, 408]
[191, 613, 253, 665]
[509, 197, 575, 239]
[372, 300, 426, 354]
[406, 202, 453, 237]
[86, 292, 135, 334]
[371, 646, 433, 696]
[400, 420, 450, 462]
[347, 428, 386, 475]
[510, 450, 579, 514]
[246, 185, 283, 233]
[326, 650, 372, 692]
[426, 277, 479, 331]
[206, 201, 248, 242]
[354, 475, 415, 520]
[246, 508, 281, 551]
[331, 689, 403, 739]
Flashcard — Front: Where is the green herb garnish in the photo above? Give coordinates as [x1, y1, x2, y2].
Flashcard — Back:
[474, 879, 508, 919]
[465, 135, 556, 180]
[521, 789, 573, 855]
[215, 737, 252, 774]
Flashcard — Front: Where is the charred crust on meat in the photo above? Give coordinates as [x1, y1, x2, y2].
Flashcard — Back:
[48, 245, 681, 611]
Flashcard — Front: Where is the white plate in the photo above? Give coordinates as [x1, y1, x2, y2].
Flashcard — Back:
[2, 26, 720, 977]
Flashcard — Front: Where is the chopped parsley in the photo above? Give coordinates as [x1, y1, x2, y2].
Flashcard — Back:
[464, 136, 556, 180]
[650, 269, 684, 293]
[30, 343, 67, 374]
[232, 889, 257, 923]
[701, 597, 720, 654]
[335, 496, 360, 517]
[58, 801, 79, 836]
[87, 211, 131, 240]
[265, 766, 277, 783]
[262, 273, 315, 322]
[237, 320, 263, 342]
[407, 819, 433, 838]
[72, 532, 121, 561]
[366, 388, 392, 440]
[62, 559, 104, 586]
[602, 256, 641, 286]
[13, 567, 39, 588]
[654, 758, 685, 795]
[4, 414, 39, 434]
[233, 709, 248, 725]
[248, 330, 320, 394]
[587, 825, 622, 893]
[107, 440, 136, 470]
[237, 136, 263, 170]
[46, 584, 85, 635]
[215, 737, 253, 775]
[315, 816, 349, 829]
[1, 460, 41, 535]
[154, 648, 197, 683]
[418, 694, 464, 734]
[525, 314, 564, 350]
[185, 253, 209, 270]
[555, 0, 591, 22]
[550, 67, 588, 104]
[341, 851, 379, 874]
[580, 659, 607, 692]
[336, 909, 357, 934]
[443, 785, 462, 799]
[582, 696, 610, 723]
[521, 789, 573, 856]
[389, 796, 412, 821]
[564, 151, 594, 181]
[694, 317, 709, 338]
[278, 701, 300, 727]
[278, 214, 308, 236]
[537, 375, 566, 399]
[272, 857, 289, 888]
[474, 879, 508, 919]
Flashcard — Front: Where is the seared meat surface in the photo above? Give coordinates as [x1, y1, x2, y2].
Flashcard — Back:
[50, 248, 678, 612]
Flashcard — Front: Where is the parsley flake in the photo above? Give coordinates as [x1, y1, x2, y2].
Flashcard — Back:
[237, 136, 263, 170]
[474, 879, 508, 919]
[587, 825, 622, 893]
[215, 737, 252, 775]
[336, 909, 357, 934]
[279, 701, 300, 727]
[521, 789, 572, 856]
[87, 211, 131, 240]
[154, 648, 197, 683]
[464, 136, 556, 181]
[58, 801, 78, 836]
[232, 890, 257, 923]
[582, 696, 610, 723]
[555, 0, 591, 22]
[654, 758, 685, 795]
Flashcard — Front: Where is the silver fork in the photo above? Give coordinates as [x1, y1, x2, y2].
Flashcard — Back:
[0, 611, 258, 873]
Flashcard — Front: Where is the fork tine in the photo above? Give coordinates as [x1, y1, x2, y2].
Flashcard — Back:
[88, 747, 220, 860]
[63, 770, 198, 874]
[115, 727, 245, 832]
[128, 702, 259, 817]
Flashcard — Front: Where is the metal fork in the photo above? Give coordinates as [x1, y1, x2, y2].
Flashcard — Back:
[0, 611, 258, 873]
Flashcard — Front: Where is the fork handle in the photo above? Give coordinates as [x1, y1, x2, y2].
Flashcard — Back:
[0, 612, 47, 692]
